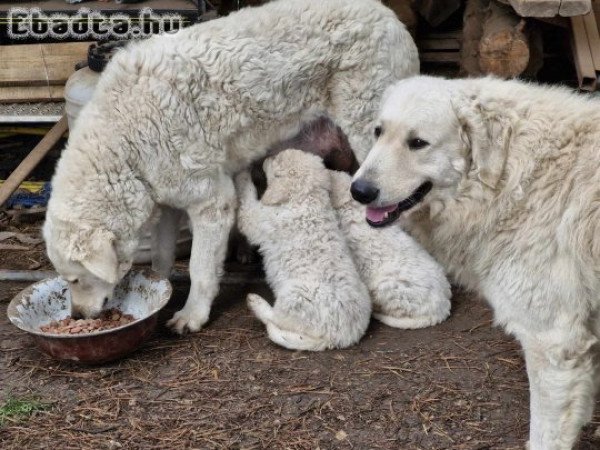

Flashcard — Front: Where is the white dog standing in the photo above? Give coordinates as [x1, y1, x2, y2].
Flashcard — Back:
[329, 170, 451, 329]
[43, 0, 418, 333]
[236, 150, 371, 351]
[351, 75, 600, 449]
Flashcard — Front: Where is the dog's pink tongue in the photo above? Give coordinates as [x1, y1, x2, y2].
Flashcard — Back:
[366, 205, 397, 223]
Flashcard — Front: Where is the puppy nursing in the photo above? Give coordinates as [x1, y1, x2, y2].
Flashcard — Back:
[329, 171, 451, 329]
[236, 150, 371, 351]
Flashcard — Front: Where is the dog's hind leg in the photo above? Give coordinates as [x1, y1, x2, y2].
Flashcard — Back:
[247, 294, 328, 351]
[151, 206, 184, 278]
[522, 330, 598, 450]
[167, 174, 236, 334]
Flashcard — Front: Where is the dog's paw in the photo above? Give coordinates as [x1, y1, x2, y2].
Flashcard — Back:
[167, 309, 209, 334]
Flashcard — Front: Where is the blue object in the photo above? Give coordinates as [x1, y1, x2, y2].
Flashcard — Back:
[5, 182, 52, 209]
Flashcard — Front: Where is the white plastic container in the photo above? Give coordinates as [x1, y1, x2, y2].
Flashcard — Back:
[64, 67, 101, 130]
[63, 67, 192, 264]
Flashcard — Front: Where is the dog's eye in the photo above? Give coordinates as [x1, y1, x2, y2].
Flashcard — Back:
[374, 126, 382, 138]
[70, 279, 79, 285]
[407, 138, 429, 150]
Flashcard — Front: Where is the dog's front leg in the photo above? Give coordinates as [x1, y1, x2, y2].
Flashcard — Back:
[151, 206, 184, 278]
[522, 332, 597, 450]
[167, 175, 236, 334]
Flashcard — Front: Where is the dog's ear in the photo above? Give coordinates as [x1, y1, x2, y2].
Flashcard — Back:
[261, 182, 290, 206]
[453, 94, 510, 190]
[70, 229, 119, 283]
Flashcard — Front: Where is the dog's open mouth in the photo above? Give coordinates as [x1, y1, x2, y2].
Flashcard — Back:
[366, 181, 433, 228]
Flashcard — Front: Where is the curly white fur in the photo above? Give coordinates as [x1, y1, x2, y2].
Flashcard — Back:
[329, 171, 451, 329]
[43, 0, 418, 333]
[355, 75, 600, 450]
[236, 150, 371, 351]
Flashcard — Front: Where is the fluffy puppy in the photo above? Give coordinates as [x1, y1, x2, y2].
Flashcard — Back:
[329, 170, 451, 328]
[236, 149, 371, 351]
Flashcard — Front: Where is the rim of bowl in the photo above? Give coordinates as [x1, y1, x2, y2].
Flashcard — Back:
[7, 269, 172, 339]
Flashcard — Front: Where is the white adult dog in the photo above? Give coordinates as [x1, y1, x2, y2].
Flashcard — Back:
[237, 150, 371, 351]
[329, 170, 451, 329]
[43, 0, 418, 333]
[350, 75, 600, 449]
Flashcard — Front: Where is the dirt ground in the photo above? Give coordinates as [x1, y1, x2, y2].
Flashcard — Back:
[1, 229, 599, 449]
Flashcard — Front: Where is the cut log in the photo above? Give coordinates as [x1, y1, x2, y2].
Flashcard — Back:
[478, 2, 531, 78]
[460, 0, 489, 76]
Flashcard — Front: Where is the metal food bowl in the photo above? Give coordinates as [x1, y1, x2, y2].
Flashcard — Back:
[7, 269, 172, 364]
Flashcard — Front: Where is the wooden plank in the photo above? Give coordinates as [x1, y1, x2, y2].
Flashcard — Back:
[0, 61, 49, 88]
[0, 44, 43, 61]
[582, 10, 600, 71]
[0, 116, 68, 208]
[571, 15, 597, 90]
[559, 0, 591, 16]
[0, 42, 89, 87]
[460, 0, 488, 76]
[40, 42, 90, 59]
[0, 85, 64, 103]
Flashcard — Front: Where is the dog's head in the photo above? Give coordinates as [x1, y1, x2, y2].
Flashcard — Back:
[260, 149, 330, 206]
[351, 76, 509, 227]
[43, 215, 129, 319]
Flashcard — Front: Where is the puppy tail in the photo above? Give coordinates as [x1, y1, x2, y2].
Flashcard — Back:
[247, 293, 275, 324]
[246, 293, 328, 351]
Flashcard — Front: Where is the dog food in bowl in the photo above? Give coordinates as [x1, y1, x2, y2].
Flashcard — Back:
[7, 269, 172, 364]
[40, 309, 135, 334]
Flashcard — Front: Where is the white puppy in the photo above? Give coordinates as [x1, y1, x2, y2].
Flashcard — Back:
[351, 75, 600, 450]
[236, 150, 371, 351]
[43, 0, 418, 333]
[329, 170, 451, 329]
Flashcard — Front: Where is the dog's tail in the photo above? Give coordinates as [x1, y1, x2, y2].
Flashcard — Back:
[246, 293, 328, 351]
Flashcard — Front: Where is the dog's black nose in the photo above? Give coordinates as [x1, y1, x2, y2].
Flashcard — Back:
[350, 179, 379, 204]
